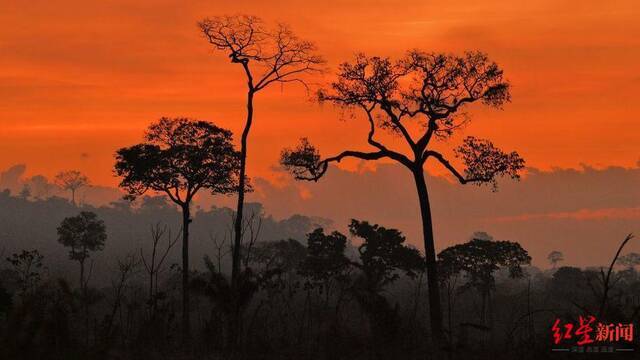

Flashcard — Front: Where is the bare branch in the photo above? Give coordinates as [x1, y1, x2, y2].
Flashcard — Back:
[426, 138, 524, 191]
[598, 233, 634, 317]
[199, 16, 325, 93]
[280, 138, 388, 181]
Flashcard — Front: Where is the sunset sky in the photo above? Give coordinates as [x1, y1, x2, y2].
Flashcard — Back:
[2, 0, 639, 184]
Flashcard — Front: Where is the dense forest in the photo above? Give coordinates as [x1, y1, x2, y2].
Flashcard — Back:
[0, 188, 637, 359]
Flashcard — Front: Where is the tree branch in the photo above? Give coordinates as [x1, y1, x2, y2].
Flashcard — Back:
[425, 151, 471, 184]
[298, 149, 388, 181]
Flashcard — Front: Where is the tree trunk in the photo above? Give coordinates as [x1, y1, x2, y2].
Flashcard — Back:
[480, 289, 487, 325]
[79, 259, 85, 291]
[487, 289, 493, 328]
[79, 258, 89, 347]
[181, 204, 192, 341]
[412, 168, 444, 342]
[148, 270, 154, 316]
[447, 282, 453, 341]
[232, 89, 254, 283]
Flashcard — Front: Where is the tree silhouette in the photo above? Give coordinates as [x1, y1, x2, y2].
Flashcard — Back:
[281, 51, 524, 339]
[57, 210, 106, 347]
[550, 266, 588, 306]
[437, 234, 531, 326]
[251, 238, 307, 274]
[348, 220, 424, 358]
[299, 228, 351, 289]
[140, 222, 178, 317]
[295, 221, 424, 357]
[54, 170, 89, 206]
[5, 249, 45, 295]
[199, 15, 325, 285]
[348, 219, 424, 287]
[103, 253, 141, 341]
[547, 250, 564, 269]
[114, 117, 241, 339]
[57, 211, 106, 291]
[596, 234, 633, 318]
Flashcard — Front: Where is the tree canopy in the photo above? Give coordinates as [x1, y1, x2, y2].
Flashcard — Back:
[199, 15, 324, 92]
[348, 219, 424, 286]
[281, 51, 524, 189]
[54, 170, 89, 204]
[57, 211, 107, 263]
[437, 235, 531, 292]
[299, 228, 351, 286]
[114, 117, 242, 205]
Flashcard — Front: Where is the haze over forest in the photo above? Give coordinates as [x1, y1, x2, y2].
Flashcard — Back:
[2, 161, 638, 268]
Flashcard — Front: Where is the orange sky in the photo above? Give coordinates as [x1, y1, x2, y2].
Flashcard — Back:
[1, 0, 639, 187]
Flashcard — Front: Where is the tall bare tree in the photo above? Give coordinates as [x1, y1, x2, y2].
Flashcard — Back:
[104, 253, 141, 340]
[5, 249, 46, 295]
[199, 15, 324, 284]
[54, 170, 89, 205]
[281, 51, 525, 340]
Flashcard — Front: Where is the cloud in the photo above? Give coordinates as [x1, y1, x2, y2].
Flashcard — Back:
[492, 207, 640, 222]
[3, 161, 638, 268]
[0, 164, 27, 192]
[238, 163, 640, 268]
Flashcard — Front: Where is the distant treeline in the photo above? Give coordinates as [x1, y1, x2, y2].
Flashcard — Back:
[0, 190, 329, 286]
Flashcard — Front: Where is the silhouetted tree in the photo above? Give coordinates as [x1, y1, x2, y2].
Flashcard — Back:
[299, 228, 351, 290]
[348, 219, 424, 287]
[547, 250, 564, 269]
[243, 239, 307, 350]
[550, 266, 591, 312]
[250, 238, 307, 294]
[54, 170, 89, 206]
[281, 51, 525, 339]
[438, 248, 464, 343]
[199, 15, 325, 285]
[57, 211, 106, 292]
[57, 210, 106, 347]
[348, 220, 424, 358]
[596, 234, 634, 318]
[114, 117, 241, 339]
[437, 233, 530, 326]
[251, 238, 306, 272]
[103, 253, 140, 343]
[295, 228, 352, 356]
[140, 222, 178, 317]
[5, 249, 45, 295]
